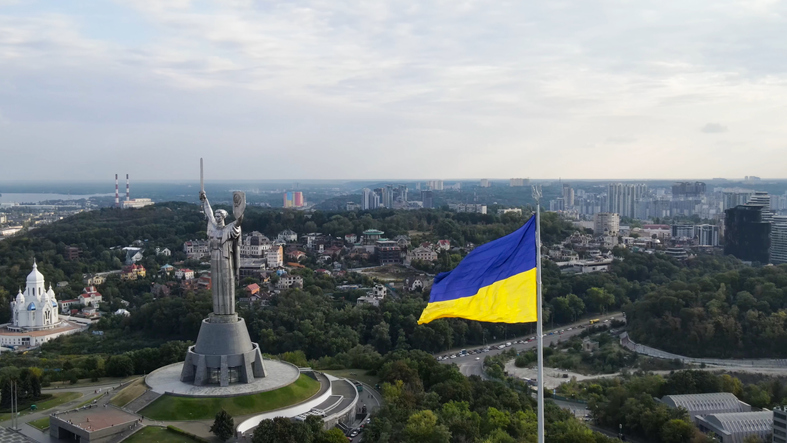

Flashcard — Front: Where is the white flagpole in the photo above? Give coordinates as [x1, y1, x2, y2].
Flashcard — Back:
[533, 185, 545, 443]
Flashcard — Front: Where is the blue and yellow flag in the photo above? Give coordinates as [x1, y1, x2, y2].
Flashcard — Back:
[418, 216, 538, 324]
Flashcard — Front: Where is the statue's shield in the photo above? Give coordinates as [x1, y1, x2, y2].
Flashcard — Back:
[233, 191, 246, 220]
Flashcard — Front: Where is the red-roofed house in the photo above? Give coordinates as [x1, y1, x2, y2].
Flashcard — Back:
[80, 286, 103, 307]
[175, 268, 195, 280]
[197, 275, 212, 290]
[437, 240, 451, 251]
[287, 250, 307, 261]
[245, 283, 260, 296]
[120, 264, 146, 280]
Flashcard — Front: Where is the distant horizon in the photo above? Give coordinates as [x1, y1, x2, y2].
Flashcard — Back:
[2, 177, 787, 186]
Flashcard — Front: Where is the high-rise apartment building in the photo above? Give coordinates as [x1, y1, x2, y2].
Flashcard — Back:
[427, 180, 444, 191]
[771, 195, 787, 211]
[722, 190, 754, 210]
[421, 190, 434, 209]
[774, 406, 787, 443]
[694, 224, 719, 247]
[510, 178, 529, 187]
[607, 183, 648, 219]
[771, 216, 787, 265]
[549, 198, 565, 212]
[480, 179, 491, 188]
[724, 205, 771, 263]
[594, 213, 620, 237]
[362, 188, 380, 210]
[672, 182, 706, 197]
[382, 185, 394, 209]
[283, 191, 304, 208]
[748, 191, 773, 223]
[561, 183, 574, 208]
[672, 224, 694, 239]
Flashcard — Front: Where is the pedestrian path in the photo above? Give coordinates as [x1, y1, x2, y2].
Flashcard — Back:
[0, 427, 35, 442]
[123, 390, 162, 413]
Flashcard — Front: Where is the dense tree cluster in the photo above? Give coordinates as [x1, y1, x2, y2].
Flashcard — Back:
[362, 350, 618, 443]
[0, 367, 42, 408]
[555, 370, 784, 443]
[263, 349, 617, 443]
[252, 415, 348, 443]
[625, 263, 787, 358]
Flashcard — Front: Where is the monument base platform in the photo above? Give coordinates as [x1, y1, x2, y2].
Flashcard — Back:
[147, 360, 300, 397]
[180, 317, 266, 386]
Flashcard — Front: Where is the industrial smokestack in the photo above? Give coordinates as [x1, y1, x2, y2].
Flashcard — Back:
[115, 174, 119, 207]
[126, 174, 130, 201]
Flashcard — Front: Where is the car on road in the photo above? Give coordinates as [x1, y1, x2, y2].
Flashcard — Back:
[498, 345, 505, 350]
[475, 357, 480, 360]
[505, 342, 512, 347]
[450, 354, 456, 359]
[567, 327, 572, 331]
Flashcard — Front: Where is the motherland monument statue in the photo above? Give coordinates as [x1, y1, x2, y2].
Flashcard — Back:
[180, 159, 266, 386]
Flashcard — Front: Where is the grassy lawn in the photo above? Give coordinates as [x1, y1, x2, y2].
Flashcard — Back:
[0, 392, 82, 421]
[110, 377, 146, 407]
[323, 369, 380, 388]
[124, 426, 196, 443]
[140, 374, 320, 421]
[27, 416, 50, 430]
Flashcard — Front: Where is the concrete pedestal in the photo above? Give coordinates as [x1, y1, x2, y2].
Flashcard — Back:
[180, 317, 266, 386]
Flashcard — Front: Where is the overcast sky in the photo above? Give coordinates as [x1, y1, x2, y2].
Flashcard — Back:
[1, 0, 786, 181]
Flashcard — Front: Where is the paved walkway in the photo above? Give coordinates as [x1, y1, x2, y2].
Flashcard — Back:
[0, 427, 35, 442]
[124, 390, 161, 413]
[6, 387, 116, 443]
[146, 361, 299, 396]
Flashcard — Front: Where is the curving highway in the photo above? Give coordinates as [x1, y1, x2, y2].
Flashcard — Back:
[437, 312, 625, 377]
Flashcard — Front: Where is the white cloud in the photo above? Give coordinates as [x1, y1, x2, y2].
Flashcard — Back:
[0, 0, 786, 180]
[702, 123, 728, 134]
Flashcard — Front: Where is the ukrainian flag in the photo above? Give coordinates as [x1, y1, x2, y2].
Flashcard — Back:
[418, 215, 538, 324]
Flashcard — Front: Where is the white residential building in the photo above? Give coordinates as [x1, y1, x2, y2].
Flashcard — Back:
[695, 224, 720, 247]
[276, 275, 304, 289]
[448, 204, 487, 214]
[607, 183, 647, 219]
[241, 231, 272, 258]
[357, 284, 388, 307]
[772, 216, 787, 265]
[266, 245, 284, 268]
[174, 268, 196, 280]
[409, 246, 437, 262]
[593, 213, 620, 237]
[277, 229, 298, 243]
[184, 240, 209, 259]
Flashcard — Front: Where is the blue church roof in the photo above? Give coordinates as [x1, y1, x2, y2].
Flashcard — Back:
[27, 302, 36, 311]
[51, 300, 57, 307]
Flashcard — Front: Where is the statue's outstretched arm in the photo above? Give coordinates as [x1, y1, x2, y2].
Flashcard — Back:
[200, 192, 216, 226]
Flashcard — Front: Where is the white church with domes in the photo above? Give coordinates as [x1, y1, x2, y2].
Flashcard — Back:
[11, 262, 60, 331]
[0, 263, 85, 349]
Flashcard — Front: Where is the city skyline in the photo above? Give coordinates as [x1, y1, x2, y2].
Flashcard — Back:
[2, 1, 787, 180]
